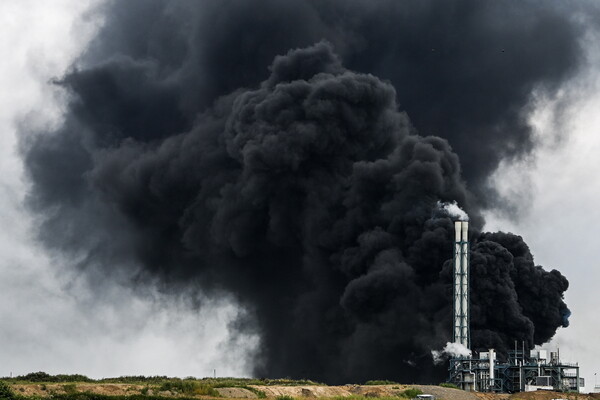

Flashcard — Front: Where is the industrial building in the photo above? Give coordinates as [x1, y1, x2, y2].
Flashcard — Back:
[447, 221, 583, 393]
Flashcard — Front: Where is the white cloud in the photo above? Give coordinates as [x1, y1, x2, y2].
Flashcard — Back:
[0, 0, 255, 379]
[484, 31, 600, 393]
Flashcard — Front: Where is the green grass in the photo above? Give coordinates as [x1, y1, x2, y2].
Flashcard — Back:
[438, 383, 459, 390]
[0, 374, 321, 388]
[0, 381, 429, 400]
[157, 381, 219, 396]
[62, 385, 78, 395]
[0, 381, 15, 400]
[204, 378, 321, 387]
[242, 387, 266, 398]
[6, 373, 444, 400]
[331, 392, 417, 399]
[0, 373, 329, 400]
[400, 388, 423, 398]
[19, 394, 201, 400]
[98, 377, 170, 385]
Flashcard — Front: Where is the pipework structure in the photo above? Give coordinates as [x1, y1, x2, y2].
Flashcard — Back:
[446, 220, 583, 393]
[450, 345, 583, 393]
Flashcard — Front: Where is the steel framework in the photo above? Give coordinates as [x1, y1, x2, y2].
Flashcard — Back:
[452, 221, 469, 349]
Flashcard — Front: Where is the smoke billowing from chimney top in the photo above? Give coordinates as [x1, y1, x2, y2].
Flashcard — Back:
[437, 201, 469, 221]
[431, 342, 472, 365]
[21, 0, 583, 383]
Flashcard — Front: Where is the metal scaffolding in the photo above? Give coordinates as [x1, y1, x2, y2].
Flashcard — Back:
[448, 344, 583, 393]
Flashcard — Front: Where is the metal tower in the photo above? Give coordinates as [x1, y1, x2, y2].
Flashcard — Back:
[453, 221, 470, 349]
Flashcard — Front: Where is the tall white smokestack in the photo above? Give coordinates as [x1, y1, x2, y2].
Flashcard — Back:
[454, 221, 462, 344]
[489, 348, 496, 388]
[461, 221, 469, 348]
[453, 220, 470, 352]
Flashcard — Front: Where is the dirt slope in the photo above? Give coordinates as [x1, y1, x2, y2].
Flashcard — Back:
[9, 383, 600, 400]
[11, 384, 145, 397]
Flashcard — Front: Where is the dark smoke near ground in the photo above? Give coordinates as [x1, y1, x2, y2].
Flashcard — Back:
[21, 0, 585, 383]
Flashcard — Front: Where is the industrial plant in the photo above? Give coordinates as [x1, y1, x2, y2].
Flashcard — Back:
[448, 221, 583, 393]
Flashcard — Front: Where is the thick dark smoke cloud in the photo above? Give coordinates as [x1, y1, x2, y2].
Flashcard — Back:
[21, 0, 587, 383]
[467, 233, 570, 356]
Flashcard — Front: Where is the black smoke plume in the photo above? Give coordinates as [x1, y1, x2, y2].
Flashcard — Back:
[21, 0, 585, 383]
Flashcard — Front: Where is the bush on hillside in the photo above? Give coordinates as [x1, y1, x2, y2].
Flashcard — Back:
[13, 372, 92, 383]
[0, 381, 14, 400]
[401, 388, 423, 398]
[158, 380, 219, 396]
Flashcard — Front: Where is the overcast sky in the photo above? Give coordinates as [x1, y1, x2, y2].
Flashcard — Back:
[1, 0, 600, 391]
[0, 0, 255, 379]
[484, 41, 600, 391]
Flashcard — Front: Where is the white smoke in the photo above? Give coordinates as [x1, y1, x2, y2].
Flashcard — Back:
[436, 201, 469, 221]
[431, 342, 472, 364]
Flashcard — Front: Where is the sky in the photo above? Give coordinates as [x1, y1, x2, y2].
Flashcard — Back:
[485, 38, 600, 391]
[1, 0, 600, 392]
[0, 0, 255, 379]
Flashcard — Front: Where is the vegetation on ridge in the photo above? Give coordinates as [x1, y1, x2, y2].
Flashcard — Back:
[0, 374, 321, 387]
[0, 381, 15, 400]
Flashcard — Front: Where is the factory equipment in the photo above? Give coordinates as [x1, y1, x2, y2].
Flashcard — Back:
[445, 220, 582, 393]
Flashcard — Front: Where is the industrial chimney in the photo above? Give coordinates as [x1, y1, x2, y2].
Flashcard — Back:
[453, 221, 470, 350]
